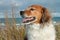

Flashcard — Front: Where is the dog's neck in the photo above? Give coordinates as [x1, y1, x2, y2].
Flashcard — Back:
[25, 22, 52, 29]
[25, 23, 40, 26]
[24, 21, 55, 40]
[26, 23, 40, 29]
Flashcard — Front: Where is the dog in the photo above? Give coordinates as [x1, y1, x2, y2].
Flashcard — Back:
[20, 5, 56, 40]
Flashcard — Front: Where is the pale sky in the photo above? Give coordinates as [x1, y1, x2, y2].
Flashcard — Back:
[0, 0, 60, 18]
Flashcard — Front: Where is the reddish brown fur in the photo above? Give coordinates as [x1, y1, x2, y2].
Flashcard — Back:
[24, 5, 51, 24]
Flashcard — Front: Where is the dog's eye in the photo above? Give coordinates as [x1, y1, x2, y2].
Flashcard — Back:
[30, 8, 35, 11]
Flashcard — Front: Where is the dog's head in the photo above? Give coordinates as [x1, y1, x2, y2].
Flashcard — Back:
[20, 5, 51, 24]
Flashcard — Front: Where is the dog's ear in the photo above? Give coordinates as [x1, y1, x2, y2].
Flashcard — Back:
[40, 7, 51, 23]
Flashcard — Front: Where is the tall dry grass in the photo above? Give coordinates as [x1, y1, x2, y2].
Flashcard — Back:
[55, 25, 60, 40]
[0, 7, 60, 40]
[0, 25, 25, 40]
[0, 8, 25, 40]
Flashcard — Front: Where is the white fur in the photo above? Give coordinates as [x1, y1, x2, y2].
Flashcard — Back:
[25, 23, 56, 40]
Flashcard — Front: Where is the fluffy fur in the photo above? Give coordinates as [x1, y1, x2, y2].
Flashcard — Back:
[20, 5, 56, 40]
[25, 23, 56, 40]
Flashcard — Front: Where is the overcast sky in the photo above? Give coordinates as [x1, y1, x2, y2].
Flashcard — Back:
[0, 0, 60, 18]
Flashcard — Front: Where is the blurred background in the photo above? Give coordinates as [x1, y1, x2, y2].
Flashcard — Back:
[0, 0, 60, 40]
[0, 0, 60, 25]
[0, 0, 60, 17]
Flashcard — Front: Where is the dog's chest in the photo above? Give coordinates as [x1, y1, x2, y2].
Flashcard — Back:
[25, 24, 55, 40]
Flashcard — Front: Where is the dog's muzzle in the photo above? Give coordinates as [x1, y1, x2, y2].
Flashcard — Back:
[20, 11, 36, 23]
[22, 17, 36, 23]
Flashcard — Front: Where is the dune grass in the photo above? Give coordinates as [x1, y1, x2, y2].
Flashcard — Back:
[0, 9, 25, 40]
[0, 19, 60, 40]
[0, 25, 25, 40]
[0, 21, 60, 40]
[0, 9, 60, 40]
[55, 24, 60, 40]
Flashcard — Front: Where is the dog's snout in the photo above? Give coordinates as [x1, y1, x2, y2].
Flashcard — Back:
[20, 11, 24, 15]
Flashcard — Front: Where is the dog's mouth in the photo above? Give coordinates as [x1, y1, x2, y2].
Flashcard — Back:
[22, 17, 36, 23]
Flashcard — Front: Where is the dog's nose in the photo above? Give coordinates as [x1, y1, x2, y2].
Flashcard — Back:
[20, 11, 24, 15]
